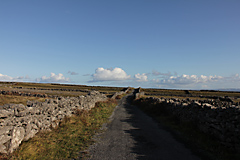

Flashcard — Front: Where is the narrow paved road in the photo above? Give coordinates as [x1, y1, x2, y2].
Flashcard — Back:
[85, 94, 200, 160]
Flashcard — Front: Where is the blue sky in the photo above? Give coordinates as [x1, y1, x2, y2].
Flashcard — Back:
[0, 0, 240, 89]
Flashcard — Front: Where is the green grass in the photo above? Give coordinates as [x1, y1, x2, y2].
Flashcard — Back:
[9, 99, 117, 160]
[133, 98, 240, 160]
[115, 93, 127, 99]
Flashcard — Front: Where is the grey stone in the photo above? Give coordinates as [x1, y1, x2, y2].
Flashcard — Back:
[0, 144, 7, 154]
[24, 124, 38, 141]
[0, 135, 11, 144]
[0, 126, 13, 135]
[0, 90, 109, 154]
[0, 110, 13, 118]
[133, 89, 240, 152]
[14, 104, 26, 111]
[9, 127, 25, 153]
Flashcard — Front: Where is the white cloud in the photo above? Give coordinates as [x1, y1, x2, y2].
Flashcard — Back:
[162, 74, 222, 85]
[152, 74, 225, 89]
[91, 67, 131, 82]
[36, 73, 70, 83]
[169, 75, 208, 84]
[0, 73, 31, 81]
[134, 73, 148, 82]
[0, 73, 14, 81]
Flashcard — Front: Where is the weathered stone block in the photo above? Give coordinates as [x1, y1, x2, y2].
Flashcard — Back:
[24, 124, 38, 141]
[0, 144, 7, 154]
[0, 135, 11, 145]
[9, 127, 25, 153]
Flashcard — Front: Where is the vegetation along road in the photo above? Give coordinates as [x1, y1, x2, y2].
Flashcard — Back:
[85, 94, 200, 160]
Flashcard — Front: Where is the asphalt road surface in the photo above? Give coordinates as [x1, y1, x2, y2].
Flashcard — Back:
[85, 94, 200, 160]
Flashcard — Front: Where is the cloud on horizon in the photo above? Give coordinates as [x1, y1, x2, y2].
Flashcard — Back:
[2, 71, 240, 90]
[0, 73, 30, 82]
[134, 73, 148, 82]
[36, 73, 70, 83]
[0, 73, 14, 81]
[88, 68, 240, 89]
[90, 67, 131, 82]
[151, 74, 240, 89]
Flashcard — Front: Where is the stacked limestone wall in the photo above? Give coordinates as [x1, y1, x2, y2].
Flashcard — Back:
[0, 89, 56, 98]
[13, 86, 90, 93]
[0, 88, 111, 99]
[111, 87, 131, 99]
[133, 87, 145, 99]
[133, 91, 240, 152]
[0, 91, 107, 154]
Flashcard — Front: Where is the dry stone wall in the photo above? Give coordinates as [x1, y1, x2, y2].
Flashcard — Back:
[0, 89, 109, 98]
[133, 91, 240, 152]
[133, 87, 145, 99]
[0, 91, 107, 154]
[111, 87, 131, 99]
[0, 89, 55, 98]
[13, 86, 90, 93]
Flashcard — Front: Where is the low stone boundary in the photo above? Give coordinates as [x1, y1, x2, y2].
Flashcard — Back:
[144, 93, 237, 103]
[0, 90, 56, 98]
[0, 89, 109, 99]
[133, 87, 145, 99]
[13, 87, 90, 93]
[111, 87, 131, 99]
[0, 91, 107, 154]
[133, 90, 240, 152]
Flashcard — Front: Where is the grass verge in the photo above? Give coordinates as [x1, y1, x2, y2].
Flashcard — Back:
[9, 99, 117, 160]
[115, 93, 127, 100]
[0, 95, 46, 106]
[132, 98, 240, 160]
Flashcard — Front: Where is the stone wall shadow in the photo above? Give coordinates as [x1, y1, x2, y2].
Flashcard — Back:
[121, 95, 160, 160]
